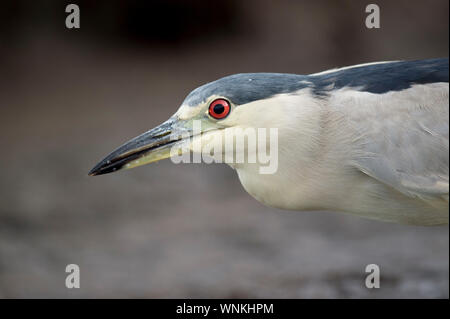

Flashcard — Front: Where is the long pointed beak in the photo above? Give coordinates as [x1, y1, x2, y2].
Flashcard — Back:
[88, 117, 187, 176]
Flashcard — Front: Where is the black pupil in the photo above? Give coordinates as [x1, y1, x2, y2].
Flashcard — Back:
[213, 104, 225, 114]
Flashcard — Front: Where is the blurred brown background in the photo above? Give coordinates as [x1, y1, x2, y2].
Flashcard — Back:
[0, 0, 448, 298]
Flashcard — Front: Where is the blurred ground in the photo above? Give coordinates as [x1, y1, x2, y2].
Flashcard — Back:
[0, 0, 448, 298]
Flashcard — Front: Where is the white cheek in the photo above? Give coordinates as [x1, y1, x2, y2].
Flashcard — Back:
[221, 90, 322, 130]
[189, 130, 225, 153]
[220, 98, 286, 128]
[187, 127, 263, 163]
[175, 104, 204, 120]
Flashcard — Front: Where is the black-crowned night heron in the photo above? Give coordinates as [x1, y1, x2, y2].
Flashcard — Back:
[89, 58, 449, 226]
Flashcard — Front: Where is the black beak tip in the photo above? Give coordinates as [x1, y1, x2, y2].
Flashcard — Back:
[88, 159, 114, 177]
[88, 169, 99, 177]
[88, 164, 102, 176]
[88, 155, 128, 177]
[88, 163, 118, 176]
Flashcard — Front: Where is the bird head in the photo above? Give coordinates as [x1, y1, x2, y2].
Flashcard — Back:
[89, 73, 311, 176]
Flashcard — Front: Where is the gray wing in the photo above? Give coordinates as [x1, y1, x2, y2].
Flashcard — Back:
[346, 83, 449, 202]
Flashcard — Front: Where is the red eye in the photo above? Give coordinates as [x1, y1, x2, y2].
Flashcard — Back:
[208, 99, 231, 119]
